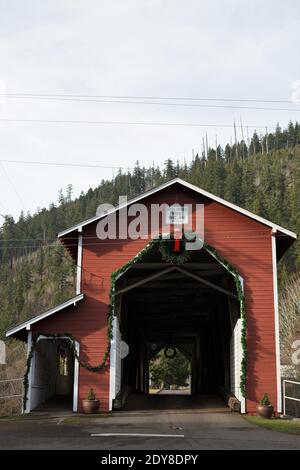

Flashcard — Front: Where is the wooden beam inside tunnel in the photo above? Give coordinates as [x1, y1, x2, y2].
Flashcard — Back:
[116, 265, 236, 298]
[115, 267, 176, 295]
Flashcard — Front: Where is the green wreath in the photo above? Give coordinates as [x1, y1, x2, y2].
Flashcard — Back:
[159, 238, 192, 264]
[164, 346, 177, 359]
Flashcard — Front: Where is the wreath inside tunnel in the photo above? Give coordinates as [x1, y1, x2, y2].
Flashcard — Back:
[164, 346, 177, 359]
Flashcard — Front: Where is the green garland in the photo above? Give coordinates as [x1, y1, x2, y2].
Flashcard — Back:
[23, 235, 247, 409]
[203, 242, 247, 398]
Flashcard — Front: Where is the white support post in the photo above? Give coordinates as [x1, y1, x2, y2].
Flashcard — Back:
[109, 317, 117, 411]
[73, 341, 80, 412]
[76, 228, 83, 295]
[283, 380, 286, 416]
[25, 330, 33, 413]
[272, 232, 282, 413]
[238, 275, 246, 414]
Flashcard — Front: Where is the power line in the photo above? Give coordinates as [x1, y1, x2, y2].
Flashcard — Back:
[1, 92, 298, 104]
[0, 118, 278, 128]
[0, 159, 133, 170]
[0, 235, 278, 249]
[0, 199, 8, 213]
[0, 229, 272, 242]
[1, 94, 300, 112]
[0, 162, 24, 207]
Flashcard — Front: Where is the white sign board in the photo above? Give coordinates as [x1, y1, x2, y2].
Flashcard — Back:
[166, 205, 189, 224]
[120, 341, 129, 359]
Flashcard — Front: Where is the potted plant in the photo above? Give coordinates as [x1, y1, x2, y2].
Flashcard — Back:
[82, 388, 100, 414]
[256, 393, 274, 418]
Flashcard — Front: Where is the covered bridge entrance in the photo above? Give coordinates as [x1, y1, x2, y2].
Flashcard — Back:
[109, 240, 245, 412]
[6, 178, 297, 415]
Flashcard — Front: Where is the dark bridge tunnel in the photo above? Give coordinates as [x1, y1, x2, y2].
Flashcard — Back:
[113, 244, 241, 411]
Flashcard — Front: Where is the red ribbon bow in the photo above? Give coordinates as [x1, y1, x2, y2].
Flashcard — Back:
[174, 238, 181, 252]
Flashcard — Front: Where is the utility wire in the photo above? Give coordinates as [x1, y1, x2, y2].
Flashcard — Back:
[0, 118, 277, 128]
[0, 230, 272, 241]
[0, 159, 133, 170]
[0, 235, 279, 249]
[0, 163, 24, 207]
[0, 199, 8, 213]
[1, 94, 300, 112]
[1, 92, 298, 104]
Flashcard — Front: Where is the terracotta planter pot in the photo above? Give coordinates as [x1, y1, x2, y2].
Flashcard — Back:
[82, 399, 100, 414]
[256, 404, 274, 419]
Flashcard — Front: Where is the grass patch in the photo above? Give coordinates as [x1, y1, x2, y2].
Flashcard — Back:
[244, 416, 300, 435]
[0, 412, 111, 425]
[0, 414, 67, 423]
[0, 414, 25, 422]
[63, 413, 112, 424]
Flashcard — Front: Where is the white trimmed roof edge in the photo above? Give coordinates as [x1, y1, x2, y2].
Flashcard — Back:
[57, 178, 297, 239]
[6, 293, 84, 337]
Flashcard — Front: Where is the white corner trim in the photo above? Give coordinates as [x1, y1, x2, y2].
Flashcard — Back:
[73, 341, 80, 412]
[25, 330, 32, 413]
[57, 178, 297, 239]
[6, 294, 84, 337]
[272, 234, 282, 413]
[109, 317, 117, 411]
[76, 232, 83, 295]
[238, 274, 246, 414]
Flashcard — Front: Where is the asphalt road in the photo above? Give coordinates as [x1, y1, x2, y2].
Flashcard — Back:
[0, 409, 300, 450]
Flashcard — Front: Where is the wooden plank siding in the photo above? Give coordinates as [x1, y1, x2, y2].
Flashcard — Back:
[32, 183, 279, 413]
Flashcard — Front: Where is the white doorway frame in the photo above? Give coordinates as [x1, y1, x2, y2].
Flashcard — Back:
[25, 334, 80, 413]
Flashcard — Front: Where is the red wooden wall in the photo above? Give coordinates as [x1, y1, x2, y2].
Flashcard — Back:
[32, 183, 278, 414]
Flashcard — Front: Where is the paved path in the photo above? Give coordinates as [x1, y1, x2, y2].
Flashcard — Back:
[0, 409, 300, 449]
[157, 389, 190, 395]
[123, 393, 228, 412]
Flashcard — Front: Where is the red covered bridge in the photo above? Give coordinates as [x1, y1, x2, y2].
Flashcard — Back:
[6, 178, 297, 415]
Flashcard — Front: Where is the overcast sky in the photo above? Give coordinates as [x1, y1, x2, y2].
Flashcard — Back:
[0, 0, 299, 221]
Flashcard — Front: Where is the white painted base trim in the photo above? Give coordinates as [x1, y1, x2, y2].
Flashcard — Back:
[91, 433, 185, 438]
[240, 396, 246, 414]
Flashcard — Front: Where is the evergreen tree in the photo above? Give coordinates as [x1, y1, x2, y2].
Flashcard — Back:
[164, 159, 177, 180]
[150, 348, 190, 389]
[249, 131, 260, 155]
[132, 161, 145, 195]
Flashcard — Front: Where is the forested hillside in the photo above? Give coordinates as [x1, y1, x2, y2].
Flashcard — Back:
[0, 122, 300, 337]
